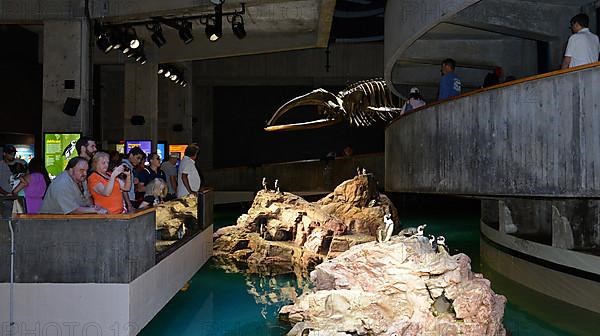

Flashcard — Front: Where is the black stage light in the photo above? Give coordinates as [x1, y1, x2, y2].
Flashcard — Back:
[205, 17, 222, 42]
[148, 23, 167, 47]
[108, 28, 122, 50]
[96, 33, 113, 53]
[157, 67, 164, 74]
[126, 28, 140, 49]
[231, 14, 246, 39]
[178, 21, 194, 44]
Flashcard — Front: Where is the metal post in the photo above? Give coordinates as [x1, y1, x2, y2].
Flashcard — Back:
[8, 217, 14, 335]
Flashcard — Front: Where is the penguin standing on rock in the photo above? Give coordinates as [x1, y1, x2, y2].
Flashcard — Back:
[262, 177, 267, 191]
[274, 179, 279, 193]
[377, 213, 395, 243]
[436, 236, 449, 254]
[429, 234, 438, 252]
[356, 167, 361, 176]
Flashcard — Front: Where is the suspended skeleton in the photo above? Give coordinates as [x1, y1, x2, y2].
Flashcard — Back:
[265, 79, 404, 132]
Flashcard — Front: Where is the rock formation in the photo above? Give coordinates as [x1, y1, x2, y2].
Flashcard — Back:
[279, 236, 507, 336]
[213, 174, 399, 273]
[155, 194, 197, 240]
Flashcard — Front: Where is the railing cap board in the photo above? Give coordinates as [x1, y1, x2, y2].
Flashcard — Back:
[387, 61, 600, 128]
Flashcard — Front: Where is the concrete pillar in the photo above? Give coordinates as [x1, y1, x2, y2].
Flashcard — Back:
[194, 85, 213, 170]
[124, 62, 158, 148]
[42, 20, 90, 134]
[158, 63, 193, 146]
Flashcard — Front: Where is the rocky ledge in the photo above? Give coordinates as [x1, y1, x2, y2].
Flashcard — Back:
[280, 235, 507, 336]
[213, 174, 399, 274]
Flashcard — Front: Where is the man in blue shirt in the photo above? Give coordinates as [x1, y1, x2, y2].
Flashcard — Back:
[438, 58, 462, 100]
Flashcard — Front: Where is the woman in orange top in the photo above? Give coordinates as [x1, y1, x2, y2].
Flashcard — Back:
[88, 151, 131, 214]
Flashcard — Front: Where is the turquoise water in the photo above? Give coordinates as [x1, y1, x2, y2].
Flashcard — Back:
[140, 205, 599, 336]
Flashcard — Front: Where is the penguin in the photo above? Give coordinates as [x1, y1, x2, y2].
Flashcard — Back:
[258, 218, 267, 239]
[414, 224, 427, 237]
[62, 140, 77, 158]
[262, 177, 267, 191]
[367, 199, 376, 207]
[377, 214, 394, 243]
[274, 179, 279, 193]
[177, 224, 187, 239]
[362, 168, 367, 175]
[428, 234, 438, 252]
[356, 166, 361, 176]
[436, 236, 449, 254]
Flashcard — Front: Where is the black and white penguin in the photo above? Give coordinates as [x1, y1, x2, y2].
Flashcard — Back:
[258, 219, 267, 239]
[428, 234, 437, 252]
[377, 213, 394, 243]
[274, 179, 279, 193]
[436, 236, 449, 254]
[62, 140, 77, 158]
[262, 177, 267, 191]
[356, 166, 361, 176]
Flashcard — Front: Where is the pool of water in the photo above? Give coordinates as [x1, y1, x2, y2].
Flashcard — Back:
[140, 204, 600, 336]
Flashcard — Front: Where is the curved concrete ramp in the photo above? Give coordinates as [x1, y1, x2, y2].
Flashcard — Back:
[385, 64, 600, 197]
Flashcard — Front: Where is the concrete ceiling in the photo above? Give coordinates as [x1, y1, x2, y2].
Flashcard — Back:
[93, 0, 336, 64]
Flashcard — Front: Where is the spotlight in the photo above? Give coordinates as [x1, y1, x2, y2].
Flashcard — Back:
[96, 33, 113, 53]
[148, 23, 166, 48]
[123, 27, 140, 49]
[108, 29, 122, 50]
[178, 21, 193, 44]
[231, 14, 246, 39]
[94, 23, 114, 53]
[164, 70, 171, 78]
[205, 17, 222, 42]
[158, 67, 164, 74]
[170, 74, 178, 81]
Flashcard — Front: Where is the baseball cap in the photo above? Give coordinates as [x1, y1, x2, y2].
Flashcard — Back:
[3, 144, 16, 153]
[409, 87, 420, 94]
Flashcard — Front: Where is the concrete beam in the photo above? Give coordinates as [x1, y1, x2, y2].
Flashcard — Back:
[448, 0, 577, 41]
[0, 0, 84, 23]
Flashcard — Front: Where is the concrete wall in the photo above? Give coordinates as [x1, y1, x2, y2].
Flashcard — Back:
[204, 153, 384, 192]
[0, 211, 155, 283]
[386, 65, 600, 197]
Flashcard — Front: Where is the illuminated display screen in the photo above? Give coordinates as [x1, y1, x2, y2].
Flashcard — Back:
[44, 133, 81, 179]
[168, 144, 187, 160]
[14, 144, 35, 163]
[157, 143, 166, 161]
[125, 140, 152, 155]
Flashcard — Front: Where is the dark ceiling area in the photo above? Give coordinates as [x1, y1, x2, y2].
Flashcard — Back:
[330, 0, 385, 43]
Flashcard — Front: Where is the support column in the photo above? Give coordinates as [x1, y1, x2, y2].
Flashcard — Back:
[124, 62, 158, 148]
[195, 85, 213, 170]
[42, 20, 90, 134]
[158, 62, 193, 146]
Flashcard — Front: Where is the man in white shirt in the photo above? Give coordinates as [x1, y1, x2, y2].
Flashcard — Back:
[562, 13, 600, 69]
[177, 144, 201, 198]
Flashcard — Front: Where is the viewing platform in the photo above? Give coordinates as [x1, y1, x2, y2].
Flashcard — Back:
[0, 190, 214, 335]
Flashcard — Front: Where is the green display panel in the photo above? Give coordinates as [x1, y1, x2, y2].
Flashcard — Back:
[44, 133, 81, 179]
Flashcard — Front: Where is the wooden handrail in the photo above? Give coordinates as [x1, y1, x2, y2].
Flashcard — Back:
[15, 207, 155, 220]
[387, 61, 600, 128]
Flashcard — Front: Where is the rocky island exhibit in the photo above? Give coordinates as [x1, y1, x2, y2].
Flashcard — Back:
[213, 173, 507, 335]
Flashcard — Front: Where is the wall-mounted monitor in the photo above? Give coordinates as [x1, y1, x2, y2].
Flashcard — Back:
[44, 132, 81, 179]
[157, 142, 166, 161]
[168, 144, 187, 160]
[125, 140, 152, 155]
[14, 144, 35, 163]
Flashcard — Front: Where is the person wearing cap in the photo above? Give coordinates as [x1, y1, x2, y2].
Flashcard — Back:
[400, 87, 426, 115]
[0, 145, 16, 195]
[161, 152, 179, 200]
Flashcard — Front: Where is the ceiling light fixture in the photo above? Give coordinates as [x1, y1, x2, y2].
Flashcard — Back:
[231, 14, 246, 39]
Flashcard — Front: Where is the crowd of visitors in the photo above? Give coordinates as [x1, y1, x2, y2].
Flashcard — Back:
[0, 138, 202, 215]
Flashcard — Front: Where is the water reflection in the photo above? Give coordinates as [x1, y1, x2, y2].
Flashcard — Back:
[480, 238, 600, 336]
